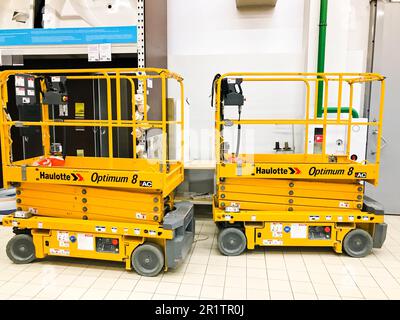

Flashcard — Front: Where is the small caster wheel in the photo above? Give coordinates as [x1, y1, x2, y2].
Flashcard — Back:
[131, 243, 164, 277]
[343, 229, 373, 258]
[6, 234, 36, 264]
[217, 227, 247, 256]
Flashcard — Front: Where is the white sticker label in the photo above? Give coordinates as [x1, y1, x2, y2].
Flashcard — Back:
[272, 231, 282, 238]
[263, 239, 283, 246]
[26, 89, 34, 96]
[77, 233, 94, 251]
[149, 230, 156, 236]
[111, 227, 118, 233]
[88, 44, 99, 62]
[16, 87, 25, 96]
[50, 248, 70, 256]
[15, 76, 25, 87]
[291, 224, 307, 239]
[227, 79, 236, 84]
[326, 216, 332, 221]
[270, 223, 282, 233]
[309, 216, 320, 221]
[225, 206, 239, 213]
[99, 43, 112, 61]
[339, 202, 350, 208]
[51, 76, 61, 83]
[136, 213, 146, 220]
[59, 241, 70, 248]
[38, 222, 43, 229]
[27, 78, 34, 88]
[59, 104, 68, 116]
[134, 228, 141, 235]
[57, 231, 69, 242]
[349, 216, 354, 221]
[22, 97, 31, 104]
[95, 226, 106, 232]
[147, 79, 153, 88]
[22, 97, 31, 103]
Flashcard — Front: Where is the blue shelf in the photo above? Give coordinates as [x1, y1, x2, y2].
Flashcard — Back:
[0, 26, 137, 46]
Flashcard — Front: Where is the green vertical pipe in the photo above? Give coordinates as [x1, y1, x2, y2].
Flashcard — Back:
[317, 0, 328, 118]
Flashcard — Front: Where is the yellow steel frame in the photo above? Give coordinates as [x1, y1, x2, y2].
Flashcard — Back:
[213, 72, 386, 253]
[0, 68, 185, 195]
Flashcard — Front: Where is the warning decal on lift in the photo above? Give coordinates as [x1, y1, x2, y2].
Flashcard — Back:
[57, 231, 69, 242]
[291, 224, 307, 239]
[59, 241, 69, 248]
[270, 223, 282, 232]
[339, 201, 350, 208]
[272, 232, 283, 238]
[77, 233, 94, 251]
[136, 213, 146, 220]
[271, 223, 283, 238]
[50, 248, 70, 256]
[263, 239, 283, 246]
[95, 226, 106, 232]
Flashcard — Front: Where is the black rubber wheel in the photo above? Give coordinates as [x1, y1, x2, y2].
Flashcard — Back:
[131, 243, 164, 277]
[218, 227, 247, 256]
[343, 229, 373, 258]
[6, 234, 36, 264]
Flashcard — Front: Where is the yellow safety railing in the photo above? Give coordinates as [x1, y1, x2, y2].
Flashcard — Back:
[214, 72, 385, 165]
[0, 68, 185, 175]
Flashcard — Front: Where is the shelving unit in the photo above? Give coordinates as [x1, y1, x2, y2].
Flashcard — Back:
[0, 0, 167, 189]
[0, 43, 138, 56]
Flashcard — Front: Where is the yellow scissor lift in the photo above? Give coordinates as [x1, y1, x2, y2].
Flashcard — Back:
[0, 68, 194, 276]
[212, 72, 387, 257]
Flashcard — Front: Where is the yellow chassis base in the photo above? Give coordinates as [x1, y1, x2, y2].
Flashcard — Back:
[2, 215, 172, 271]
[213, 207, 385, 253]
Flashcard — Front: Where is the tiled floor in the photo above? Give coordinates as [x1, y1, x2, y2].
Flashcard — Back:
[1, 215, 400, 300]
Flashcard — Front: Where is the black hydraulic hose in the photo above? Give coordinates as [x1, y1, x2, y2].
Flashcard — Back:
[235, 106, 242, 158]
[62, 125, 67, 158]
[211, 74, 221, 107]
[211, 74, 226, 161]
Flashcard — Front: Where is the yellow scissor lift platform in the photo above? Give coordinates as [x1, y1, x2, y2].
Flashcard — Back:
[212, 72, 387, 257]
[0, 68, 194, 276]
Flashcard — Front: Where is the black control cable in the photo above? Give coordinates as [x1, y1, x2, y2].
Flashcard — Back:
[236, 105, 242, 158]
[211, 74, 221, 107]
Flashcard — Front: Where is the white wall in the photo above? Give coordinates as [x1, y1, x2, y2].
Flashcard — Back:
[168, 0, 371, 162]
